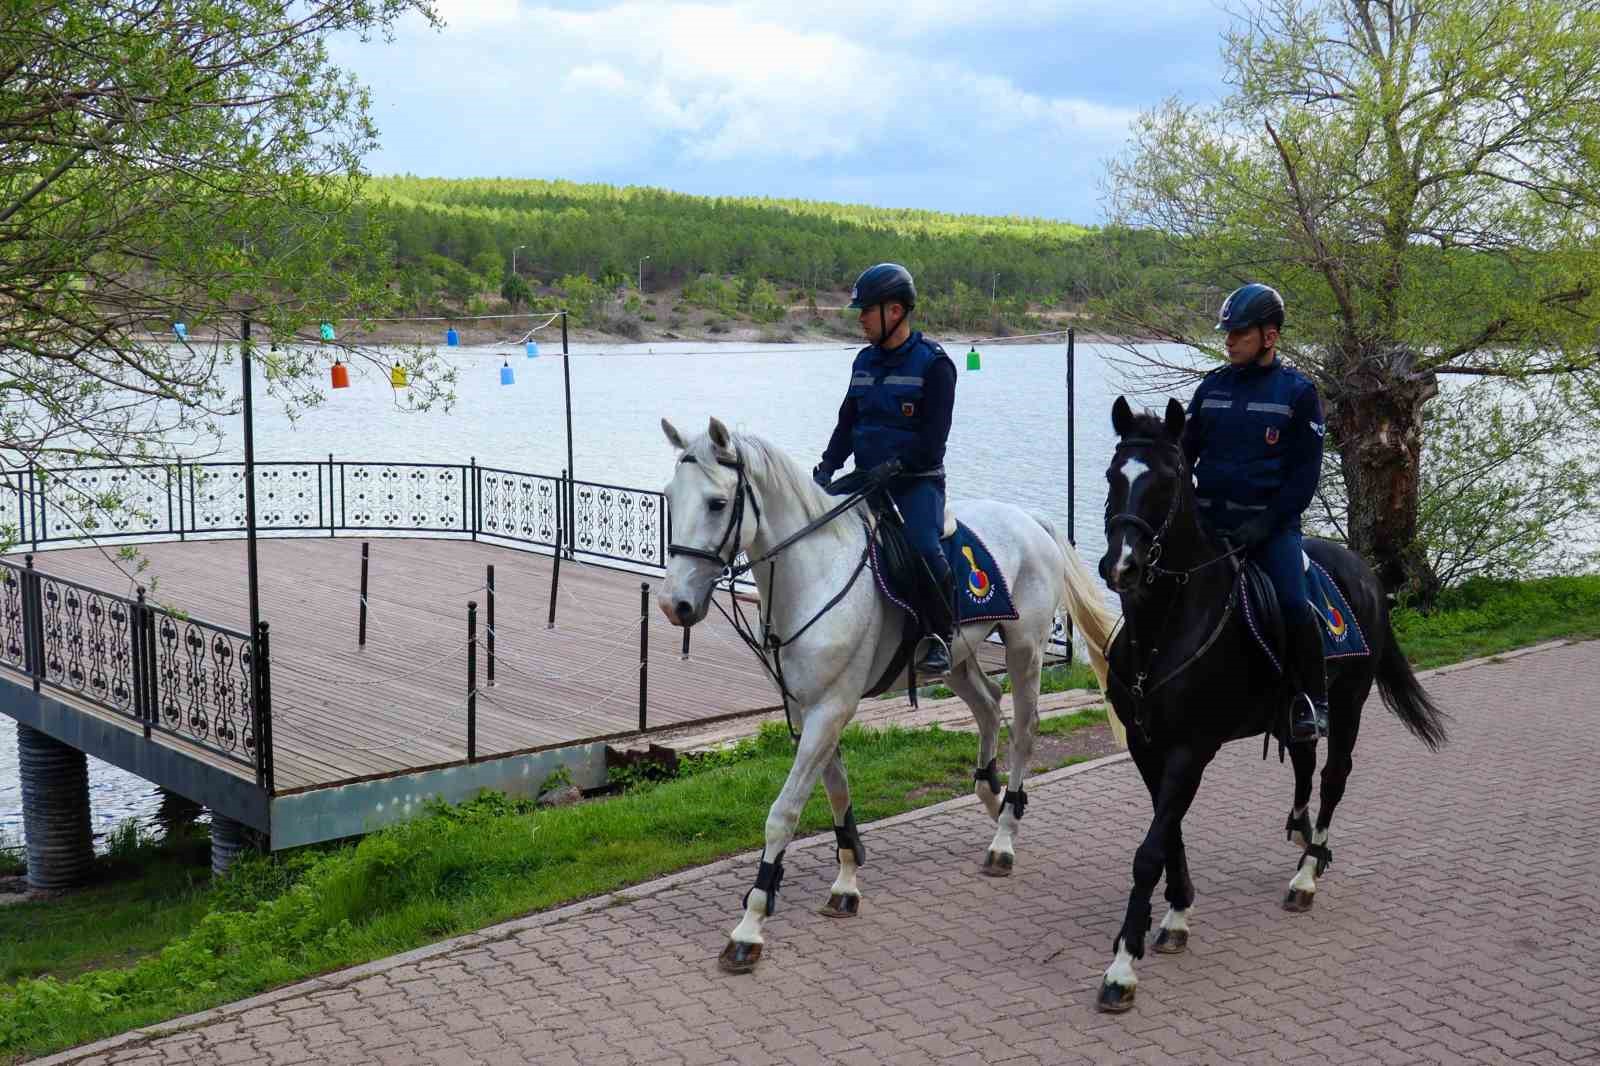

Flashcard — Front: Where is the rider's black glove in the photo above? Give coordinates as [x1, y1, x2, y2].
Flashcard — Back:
[866, 458, 904, 484]
[812, 462, 835, 488]
[1232, 515, 1276, 550]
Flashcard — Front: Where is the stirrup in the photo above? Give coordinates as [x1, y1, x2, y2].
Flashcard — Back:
[915, 634, 952, 677]
[1289, 693, 1325, 744]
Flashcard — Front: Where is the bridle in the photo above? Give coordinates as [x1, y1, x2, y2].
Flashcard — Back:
[666, 451, 761, 578]
[1105, 436, 1242, 586]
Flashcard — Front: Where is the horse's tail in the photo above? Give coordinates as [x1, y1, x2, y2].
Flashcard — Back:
[1034, 515, 1123, 745]
[1374, 618, 1449, 751]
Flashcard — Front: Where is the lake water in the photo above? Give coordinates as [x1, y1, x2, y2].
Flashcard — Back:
[0, 337, 1191, 846]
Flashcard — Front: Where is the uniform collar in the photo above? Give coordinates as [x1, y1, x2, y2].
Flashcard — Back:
[872, 330, 921, 363]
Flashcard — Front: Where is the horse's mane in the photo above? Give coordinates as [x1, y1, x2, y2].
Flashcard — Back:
[683, 430, 861, 534]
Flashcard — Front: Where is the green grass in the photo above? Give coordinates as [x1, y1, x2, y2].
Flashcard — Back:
[4, 573, 1598, 1061]
[1393, 574, 1600, 669]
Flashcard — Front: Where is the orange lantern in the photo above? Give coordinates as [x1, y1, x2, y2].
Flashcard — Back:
[330, 360, 350, 389]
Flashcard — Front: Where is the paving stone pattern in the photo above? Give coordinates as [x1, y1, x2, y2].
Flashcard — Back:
[49, 641, 1600, 1066]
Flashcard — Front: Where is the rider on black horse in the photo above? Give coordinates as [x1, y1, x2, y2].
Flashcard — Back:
[1182, 282, 1329, 744]
[813, 262, 958, 677]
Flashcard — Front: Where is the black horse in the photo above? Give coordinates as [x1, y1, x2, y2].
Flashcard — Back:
[1093, 397, 1447, 1013]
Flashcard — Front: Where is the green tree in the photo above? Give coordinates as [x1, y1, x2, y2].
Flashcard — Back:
[500, 272, 532, 311]
[0, 0, 448, 537]
[1102, 0, 1600, 602]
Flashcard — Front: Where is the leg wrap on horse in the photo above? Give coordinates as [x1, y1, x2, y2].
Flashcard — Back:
[1302, 842, 1333, 876]
[1285, 808, 1312, 846]
[833, 806, 865, 868]
[1117, 892, 1154, 959]
[974, 758, 1002, 798]
[742, 849, 786, 915]
[1002, 787, 1028, 821]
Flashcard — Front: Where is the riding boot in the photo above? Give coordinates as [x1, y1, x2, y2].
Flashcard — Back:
[1288, 603, 1330, 743]
[916, 568, 955, 677]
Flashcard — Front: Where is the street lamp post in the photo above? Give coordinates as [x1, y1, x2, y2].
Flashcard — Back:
[638, 254, 651, 295]
[512, 244, 527, 276]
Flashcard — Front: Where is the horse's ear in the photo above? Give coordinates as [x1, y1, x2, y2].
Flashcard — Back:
[1111, 396, 1135, 437]
[707, 416, 732, 454]
[661, 418, 688, 452]
[1164, 398, 1185, 440]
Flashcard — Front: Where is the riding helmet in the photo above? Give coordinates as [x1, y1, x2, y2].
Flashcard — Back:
[1215, 283, 1285, 331]
[848, 263, 917, 311]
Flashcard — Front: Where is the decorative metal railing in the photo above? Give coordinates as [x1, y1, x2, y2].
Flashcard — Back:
[4, 459, 668, 571]
[0, 557, 272, 789]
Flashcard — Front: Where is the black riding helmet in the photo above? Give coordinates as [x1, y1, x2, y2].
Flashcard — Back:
[850, 263, 916, 347]
[1215, 283, 1285, 332]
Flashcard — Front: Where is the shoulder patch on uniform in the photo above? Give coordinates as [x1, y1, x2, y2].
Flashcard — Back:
[928, 341, 948, 356]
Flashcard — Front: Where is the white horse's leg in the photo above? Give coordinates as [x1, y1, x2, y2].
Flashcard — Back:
[947, 659, 1005, 822]
[720, 700, 851, 974]
[818, 746, 864, 918]
[983, 633, 1044, 877]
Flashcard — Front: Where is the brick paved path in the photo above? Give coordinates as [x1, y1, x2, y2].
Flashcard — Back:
[50, 641, 1600, 1066]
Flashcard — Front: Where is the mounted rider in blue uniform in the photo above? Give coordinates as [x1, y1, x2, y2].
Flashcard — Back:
[813, 263, 958, 677]
[1181, 283, 1329, 744]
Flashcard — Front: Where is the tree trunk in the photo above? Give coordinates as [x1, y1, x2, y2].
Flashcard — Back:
[1324, 347, 1442, 607]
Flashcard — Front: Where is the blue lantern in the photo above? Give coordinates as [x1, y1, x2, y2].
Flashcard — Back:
[525, 340, 539, 358]
[500, 361, 514, 386]
[445, 327, 459, 346]
[173, 322, 187, 340]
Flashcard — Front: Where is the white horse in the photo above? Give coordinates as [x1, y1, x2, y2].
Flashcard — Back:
[659, 417, 1117, 973]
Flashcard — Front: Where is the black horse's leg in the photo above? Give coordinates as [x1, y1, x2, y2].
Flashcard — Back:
[1285, 741, 1317, 849]
[1099, 743, 1211, 1012]
[1285, 674, 1368, 912]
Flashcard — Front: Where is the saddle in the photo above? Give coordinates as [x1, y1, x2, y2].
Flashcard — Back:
[1238, 550, 1371, 676]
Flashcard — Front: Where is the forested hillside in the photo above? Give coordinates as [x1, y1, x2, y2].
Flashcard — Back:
[364, 176, 1184, 336]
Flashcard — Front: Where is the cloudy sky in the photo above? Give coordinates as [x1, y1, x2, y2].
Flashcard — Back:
[334, 1, 1234, 224]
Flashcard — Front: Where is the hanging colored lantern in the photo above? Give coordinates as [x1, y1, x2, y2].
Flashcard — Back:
[173, 322, 188, 340]
[320, 321, 336, 342]
[390, 363, 409, 388]
[500, 361, 515, 385]
[525, 340, 539, 358]
[445, 327, 459, 346]
[330, 360, 350, 389]
[966, 345, 981, 371]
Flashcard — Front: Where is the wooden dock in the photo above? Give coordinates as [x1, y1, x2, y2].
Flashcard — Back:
[12, 537, 1026, 798]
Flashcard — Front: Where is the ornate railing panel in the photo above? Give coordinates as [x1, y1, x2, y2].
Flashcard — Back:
[41, 465, 173, 540]
[478, 467, 562, 547]
[191, 462, 326, 533]
[0, 559, 265, 775]
[0, 472, 26, 548]
[571, 479, 665, 567]
[337, 462, 468, 532]
[150, 607, 258, 765]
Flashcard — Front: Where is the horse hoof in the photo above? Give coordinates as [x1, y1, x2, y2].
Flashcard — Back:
[818, 893, 861, 918]
[1282, 889, 1315, 913]
[981, 850, 1014, 877]
[1096, 981, 1136, 1013]
[1152, 928, 1188, 954]
[718, 940, 763, 974]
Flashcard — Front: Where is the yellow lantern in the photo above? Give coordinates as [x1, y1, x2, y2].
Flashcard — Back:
[390, 363, 409, 388]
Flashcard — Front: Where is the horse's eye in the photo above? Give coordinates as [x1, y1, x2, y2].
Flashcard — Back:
[709, 499, 727, 513]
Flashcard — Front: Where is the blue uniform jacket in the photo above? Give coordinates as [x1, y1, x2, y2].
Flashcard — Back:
[1180, 359, 1325, 535]
[821, 331, 956, 475]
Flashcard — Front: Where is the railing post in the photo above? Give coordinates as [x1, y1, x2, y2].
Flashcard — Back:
[166, 466, 176, 540]
[547, 470, 565, 630]
[188, 463, 198, 534]
[23, 554, 42, 693]
[327, 453, 336, 538]
[133, 588, 151, 739]
[638, 582, 649, 733]
[681, 626, 690, 662]
[486, 564, 495, 687]
[461, 461, 470, 534]
[471, 456, 480, 541]
[358, 541, 370, 647]
[14, 471, 26, 549]
[466, 600, 478, 763]
[255, 620, 273, 793]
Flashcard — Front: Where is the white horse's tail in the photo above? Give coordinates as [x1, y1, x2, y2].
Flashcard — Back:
[1034, 515, 1125, 749]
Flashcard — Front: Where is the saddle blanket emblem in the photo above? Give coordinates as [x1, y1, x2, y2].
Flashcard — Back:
[962, 545, 995, 605]
[901, 401, 915, 417]
[1264, 426, 1280, 445]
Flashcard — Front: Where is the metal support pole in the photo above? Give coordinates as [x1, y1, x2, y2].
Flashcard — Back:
[358, 541, 369, 647]
[240, 314, 263, 706]
[1067, 327, 1076, 549]
[562, 311, 575, 560]
[470, 456, 479, 541]
[133, 588, 151, 739]
[327, 453, 336, 537]
[547, 470, 564, 629]
[255, 620, 273, 794]
[486, 564, 495, 687]
[638, 583, 649, 733]
[23, 553, 41, 693]
[467, 600, 478, 763]
[681, 626, 690, 661]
